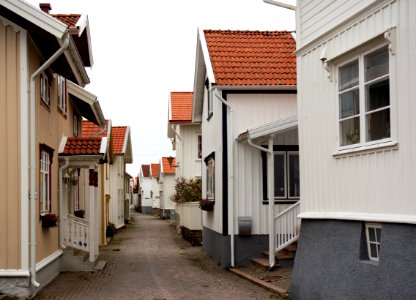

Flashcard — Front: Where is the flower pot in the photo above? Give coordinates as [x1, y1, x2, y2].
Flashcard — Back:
[41, 213, 58, 228]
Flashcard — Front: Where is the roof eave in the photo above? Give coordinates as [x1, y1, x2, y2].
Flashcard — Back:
[215, 84, 297, 91]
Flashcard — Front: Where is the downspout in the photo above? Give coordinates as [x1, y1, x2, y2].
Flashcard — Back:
[247, 134, 276, 270]
[58, 157, 70, 249]
[212, 90, 235, 267]
[29, 33, 70, 288]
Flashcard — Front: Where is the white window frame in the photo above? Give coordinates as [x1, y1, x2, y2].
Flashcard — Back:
[197, 134, 202, 159]
[57, 75, 66, 113]
[274, 151, 287, 199]
[40, 73, 50, 107]
[206, 156, 215, 200]
[287, 151, 300, 199]
[205, 78, 213, 119]
[40, 150, 51, 214]
[365, 223, 382, 262]
[336, 44, 392, 151]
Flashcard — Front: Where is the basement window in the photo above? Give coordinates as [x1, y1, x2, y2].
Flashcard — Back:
[365, 223, 381, 262]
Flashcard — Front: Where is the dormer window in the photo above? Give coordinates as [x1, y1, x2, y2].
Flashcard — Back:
[40, 73, 50, 107]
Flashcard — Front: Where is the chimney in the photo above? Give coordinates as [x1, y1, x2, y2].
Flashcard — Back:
[39, 3, 52, 14]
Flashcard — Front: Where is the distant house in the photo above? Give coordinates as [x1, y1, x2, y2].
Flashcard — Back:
[150, 163, 161, 216]
[109, 126, 133, 229]
[0, 1, 104, 297]
[291, 0, 416, 298]
[159, 157, 176, 219]
[138, 164, 153, 214]
[192, 29, 297, 268]
[168, 92, 202, 180]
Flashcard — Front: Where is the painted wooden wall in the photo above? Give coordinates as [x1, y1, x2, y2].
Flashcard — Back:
[174, 123, 202, 180]
[139, 177, 153, 207]
[297, 0, 416, 222]
[160, 174, 176, 211]
[109, 156, 125, 228]
[0, 18, 21, 270]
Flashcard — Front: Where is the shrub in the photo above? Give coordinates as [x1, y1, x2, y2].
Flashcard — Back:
[171, 177, 201, 203]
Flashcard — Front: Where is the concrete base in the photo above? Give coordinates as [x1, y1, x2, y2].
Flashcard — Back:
[291, 219, 416, 299]
[202, 226, 269, 268]
[141, 206, 152, 214]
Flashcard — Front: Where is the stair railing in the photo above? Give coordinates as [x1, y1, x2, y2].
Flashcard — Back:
[274, 201, 301, 254]
[61, 214, 90, 253]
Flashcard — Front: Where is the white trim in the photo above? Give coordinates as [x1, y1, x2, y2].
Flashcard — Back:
[249, 115, 297, 140]
[58, 136, 68, 153]
[299, 212, 416, 225]
[0, 270, 30, 277]
[198, 27, 215, 84]
[122, 127, 129, 154]
[19, 29, 30, 271]
[75, 14, 88, 36]
[214, 85, 297, 91]
[36, 249, 63, 272]
[2, 0, 67, 38]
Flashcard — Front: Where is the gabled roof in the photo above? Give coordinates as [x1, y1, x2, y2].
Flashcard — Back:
[0, 0, 89, 86]
[203, 29, 296, 86]
[82, 120, 110, 138]
[52, 13, 93, 67]
[169, 92, 193, 124]
[141, 164, 150, 178]
[150, 163, 159, 178]
[161, 157, 175, 175]
[111, 126, 133, 163]
[60, 136, 106, 156]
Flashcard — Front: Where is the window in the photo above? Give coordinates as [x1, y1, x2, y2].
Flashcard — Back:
[205, 78, 213, 119]
[73, 115, 79, 136]
[365, 223, 381, 261]
[338, 46, 390, 148]
[262, 146, 299, 202]
[205, 152, 215, 200]
[57, 75, 67, 113]
[197, 135, 202, 159]
[39, 144, 54, 214]
[40, 73, 50, 107]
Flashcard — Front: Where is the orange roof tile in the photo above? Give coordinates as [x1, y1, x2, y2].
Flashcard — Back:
[204, 30, 296, 86]
[52, 14, 80, 28]
[141, 165, 150, 178]
[150, 163, 159, 177]
[170, 92, 193, 124]
[112, 126, 127, 155]
[82, 120, 109, 137]
[161, 157, 175, 174]
[62, 137, 102, 155]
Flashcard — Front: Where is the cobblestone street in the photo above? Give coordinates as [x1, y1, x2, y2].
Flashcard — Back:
[35, 212, 278, 299]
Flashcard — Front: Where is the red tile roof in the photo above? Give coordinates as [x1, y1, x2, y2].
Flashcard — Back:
[112, 126, 127, 155]
[170, 92, 193, 124]
[62, 137, 102, 155]
[203, 30, 296, 86]
[150, 163, 159, 178]
[82, 120, 109, 137]
[141, 165, 150, 178]
[161, 157, 176, 174]
[52, 14, 80, 28]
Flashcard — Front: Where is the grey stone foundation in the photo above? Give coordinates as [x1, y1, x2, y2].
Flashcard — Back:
[290, 219, 416, 299]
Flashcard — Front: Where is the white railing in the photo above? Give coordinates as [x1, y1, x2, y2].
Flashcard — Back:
[274, 201, 301, 253]
[62, 215, 89, 252]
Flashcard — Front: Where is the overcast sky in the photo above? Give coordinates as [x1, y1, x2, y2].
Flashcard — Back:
[25, 0, 296, 176]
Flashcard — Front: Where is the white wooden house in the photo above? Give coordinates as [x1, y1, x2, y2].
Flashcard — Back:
[150, 163, 161, 216]
[291, 0, 416, 298]
[158, 157, 176, 219]
[108, 126, 133, 229]
[192, 29, 297, 268]
[138, 164, 153, 214]
[168, 92, 202, 180]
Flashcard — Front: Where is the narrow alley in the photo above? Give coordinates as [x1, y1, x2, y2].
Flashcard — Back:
[34, 213, 278, 299]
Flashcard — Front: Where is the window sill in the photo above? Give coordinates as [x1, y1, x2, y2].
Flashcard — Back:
[263, 200, 298, 205]
[360, 259, 379, 266]
[333, 141, 398, 157]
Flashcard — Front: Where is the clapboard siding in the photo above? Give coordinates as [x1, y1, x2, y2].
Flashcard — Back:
[176, 124, 201, 179]
[297, 0, 416, 222]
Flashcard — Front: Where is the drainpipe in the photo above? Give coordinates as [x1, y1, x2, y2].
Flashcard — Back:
[29, 33, 70, 288]
[58, 157, 70, 249]
[247, 134, 275, 270]
[212, 89, 235, 267]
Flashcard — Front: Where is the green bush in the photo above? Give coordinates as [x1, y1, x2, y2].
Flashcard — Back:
[171, 177, 202, 203]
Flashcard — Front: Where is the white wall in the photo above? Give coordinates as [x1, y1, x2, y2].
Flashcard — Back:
[109, 155, 125, 228]
[160, 173, 176, 210]
[139, 177, 153, 207]
[297, 0, 416, 223]
[151, 177, 160, 209]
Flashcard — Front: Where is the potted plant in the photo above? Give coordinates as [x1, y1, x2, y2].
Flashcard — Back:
[74, 209, 85, 218]
[41, 213, 58, 228]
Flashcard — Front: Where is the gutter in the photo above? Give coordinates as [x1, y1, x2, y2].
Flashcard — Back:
[212, 88, 235, 267]
[263, 0, 296, 10]
[29, 33, 70, 288]
[247, 135, 276, 270]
